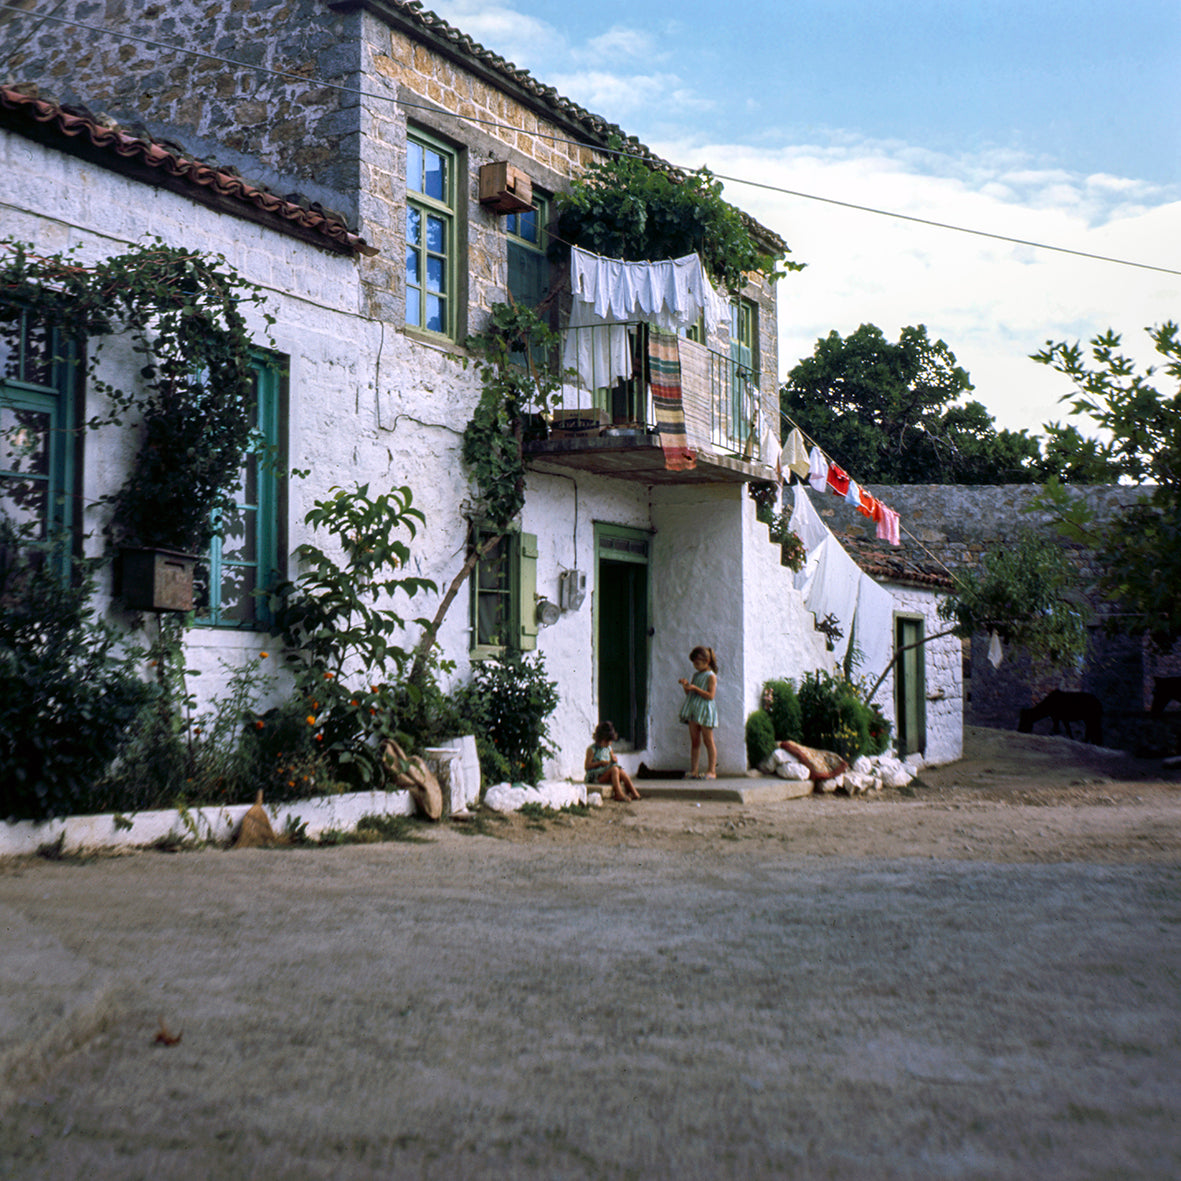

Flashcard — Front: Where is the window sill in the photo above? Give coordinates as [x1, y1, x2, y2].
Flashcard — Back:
[401, 325, 470, 359]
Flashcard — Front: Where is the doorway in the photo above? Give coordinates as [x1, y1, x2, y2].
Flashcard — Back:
[595, 525, 650, 748]
[894, 614, 926, 758]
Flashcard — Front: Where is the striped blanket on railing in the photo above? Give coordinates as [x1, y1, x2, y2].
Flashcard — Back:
[648, 329, 697, 471]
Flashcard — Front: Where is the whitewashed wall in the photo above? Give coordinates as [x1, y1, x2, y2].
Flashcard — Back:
[522, 469, 651, 780]
[887, 585, 963, 766]
[647, 486, 836, 775]
[5, 126, 931, 787]
[740, 492, 835, 722]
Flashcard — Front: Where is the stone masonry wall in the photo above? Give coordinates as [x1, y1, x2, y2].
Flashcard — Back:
[9, 0, 365, 220]
[845, 485, 1181, 750]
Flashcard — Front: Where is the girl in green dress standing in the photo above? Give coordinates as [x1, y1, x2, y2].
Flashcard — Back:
[678, 645, 718, 779]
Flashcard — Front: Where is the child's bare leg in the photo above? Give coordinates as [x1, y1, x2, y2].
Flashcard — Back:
[609, 766, 627, 801]
[619, 769, 641, 800]
[702, 727, 717, 777]
[688, 723, 702, 775]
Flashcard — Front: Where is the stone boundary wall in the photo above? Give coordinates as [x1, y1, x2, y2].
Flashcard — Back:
[856, 483, 1149, 576]
[847, 485, 1181, 750]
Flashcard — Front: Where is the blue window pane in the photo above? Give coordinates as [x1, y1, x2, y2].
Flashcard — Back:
[0, 310, 19, 381]
[426, 256, 445, 293]
[406, 245, 420, 286]
[406, 206, 421, 245]
[518, 208, 537, 243]
[406, 287, 421, 327]
[407, 140, 423, 194]
[424, 149, 445, 201]
[426, 294, 444, 334]
[426, 214, 445, 253]
[1, 406, 50, 476]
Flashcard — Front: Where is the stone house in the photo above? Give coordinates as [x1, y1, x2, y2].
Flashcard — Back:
[790, 487, 963, 765]
[3, 0, 954, 779]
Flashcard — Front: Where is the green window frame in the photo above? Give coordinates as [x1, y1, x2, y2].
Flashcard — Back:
[406, 128, 456, 339]
[729, 297, 759, 446]
[505, 194, 549, 310]
[470, 526, 538, 658]
[194, 355, 283, 629]
[0, 304, 79, 579]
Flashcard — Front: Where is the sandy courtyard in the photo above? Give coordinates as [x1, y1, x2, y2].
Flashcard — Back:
[1, 726, 1179, 1179]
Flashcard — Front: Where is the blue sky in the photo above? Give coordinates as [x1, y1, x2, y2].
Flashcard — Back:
[434, 0, 1181, 438]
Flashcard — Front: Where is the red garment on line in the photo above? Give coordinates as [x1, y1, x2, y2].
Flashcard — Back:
[825, 463, 850, 497]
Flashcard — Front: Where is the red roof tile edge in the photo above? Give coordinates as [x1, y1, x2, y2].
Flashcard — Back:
[1, 85, 377, 257]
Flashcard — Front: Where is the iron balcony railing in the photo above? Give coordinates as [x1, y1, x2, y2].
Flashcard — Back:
[530, 322, 762, 457]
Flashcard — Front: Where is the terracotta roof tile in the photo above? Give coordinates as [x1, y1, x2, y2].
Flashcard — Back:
[1, 85, 377, 257]
[839, 533, 956, 591]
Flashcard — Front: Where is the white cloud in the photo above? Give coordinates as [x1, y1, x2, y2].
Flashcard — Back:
[573, 26, 660, 65]
[425, 0, 564, 71]
[429, 2, 706, 127]
[550, 70, 713, 120]
[650, 134, 1181, 436]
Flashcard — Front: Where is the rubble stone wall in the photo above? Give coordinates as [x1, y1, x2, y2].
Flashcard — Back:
[857, 485, 1181, 750]
[9, 0, 364, 219]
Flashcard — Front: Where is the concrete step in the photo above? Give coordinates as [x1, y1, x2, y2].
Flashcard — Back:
[632, 775, 815, 804]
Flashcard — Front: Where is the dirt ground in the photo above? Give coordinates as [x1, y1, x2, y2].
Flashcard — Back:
[1, 726, 1179, 1180]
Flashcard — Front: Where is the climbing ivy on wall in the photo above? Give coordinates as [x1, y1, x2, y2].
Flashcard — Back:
[0, 238, 272, 556]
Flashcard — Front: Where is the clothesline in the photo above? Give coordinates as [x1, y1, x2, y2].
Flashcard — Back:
[771, 418, 901, 547]
[776, 408, 968, 585]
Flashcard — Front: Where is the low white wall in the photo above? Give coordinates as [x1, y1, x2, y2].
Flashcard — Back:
[0, 790, 416, 859]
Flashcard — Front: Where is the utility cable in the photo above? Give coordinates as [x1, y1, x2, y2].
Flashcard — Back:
[2, 3, 1178, 278]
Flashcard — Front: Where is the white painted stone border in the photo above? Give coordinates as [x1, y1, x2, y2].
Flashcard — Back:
[481, 781, 588, 813]
[0, 789, 416, 858]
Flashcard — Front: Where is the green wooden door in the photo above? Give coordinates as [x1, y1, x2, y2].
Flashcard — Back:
[596, 526, 650, 747]
[894, 616, 926, 758]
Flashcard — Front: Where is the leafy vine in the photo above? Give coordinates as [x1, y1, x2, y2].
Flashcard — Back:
[409, 301, 566, 683]
[551, 141, 802, 292]
[0, 237, 272, 556]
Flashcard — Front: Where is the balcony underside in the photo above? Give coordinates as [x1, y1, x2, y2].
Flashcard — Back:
[524, 433, 774, 486]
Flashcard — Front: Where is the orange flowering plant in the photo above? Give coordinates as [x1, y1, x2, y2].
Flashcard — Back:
[268, 483, 437, 786]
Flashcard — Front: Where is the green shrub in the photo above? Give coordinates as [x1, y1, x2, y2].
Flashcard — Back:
[453, 653, 559, 786]
[866, 700, 892, 756]
[383, 653, 464, 752]
[745, 710, 776, 769]
[272, 482, 436, 787]
[762, 679, 802, 742]
[797, 669, 883, 763]
[0, 533, 156, 821]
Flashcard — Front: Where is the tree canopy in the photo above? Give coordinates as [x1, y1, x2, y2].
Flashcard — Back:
[1032, 322, 1181, 648]
[781, 323, 1042, 484]
[938, 531, 1088, 667]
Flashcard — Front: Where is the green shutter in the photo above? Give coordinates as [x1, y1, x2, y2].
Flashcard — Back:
[517, 531, 538, 651]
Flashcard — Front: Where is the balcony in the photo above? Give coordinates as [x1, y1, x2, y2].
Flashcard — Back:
[522, 323, 777, 486]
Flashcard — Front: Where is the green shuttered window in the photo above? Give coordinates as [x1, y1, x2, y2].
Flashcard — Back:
[406, 129, 456, 339]
[0, 305, 79, 579]
[471, 527, 538, 657]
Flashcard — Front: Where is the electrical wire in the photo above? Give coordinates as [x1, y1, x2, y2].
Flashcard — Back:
[2, 3, 1178, 278]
